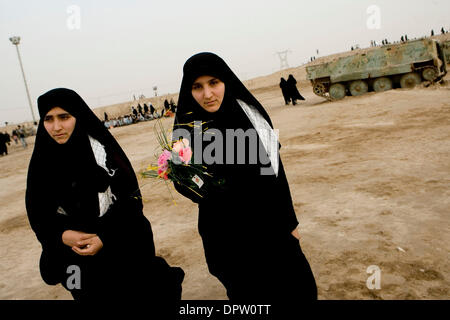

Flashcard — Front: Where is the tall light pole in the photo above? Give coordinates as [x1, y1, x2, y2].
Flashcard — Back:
[9, 36, 36, 122]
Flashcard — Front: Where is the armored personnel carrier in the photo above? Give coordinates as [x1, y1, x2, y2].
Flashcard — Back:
[306, 38, 448, 100]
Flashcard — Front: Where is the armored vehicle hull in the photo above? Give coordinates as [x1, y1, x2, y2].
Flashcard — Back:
[307, 39, 448, 100]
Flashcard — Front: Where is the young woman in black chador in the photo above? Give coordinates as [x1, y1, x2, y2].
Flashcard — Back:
[173, 53, 317, 301]
[26, 88, 184, 301]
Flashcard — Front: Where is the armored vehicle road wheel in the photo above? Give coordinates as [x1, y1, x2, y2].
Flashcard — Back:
[313, 82, 327, 96]
[349, 80, 368, 96]
[400, 72, 421, 89]
[329, 83, 346, 100]
[373, 77, 393, 92]
[422, 67, 438, 82]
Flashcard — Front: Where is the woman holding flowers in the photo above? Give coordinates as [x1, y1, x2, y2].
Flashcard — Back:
[26, 88, 184, 302]
[172, 53, 317, 301]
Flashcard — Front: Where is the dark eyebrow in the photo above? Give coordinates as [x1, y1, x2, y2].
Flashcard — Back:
[193, 77, 219, 86]
[44, 112, 71, 120]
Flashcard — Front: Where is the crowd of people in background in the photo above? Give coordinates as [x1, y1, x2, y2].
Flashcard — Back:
[0, 122, 38, 156]
[102, 98, 177, 129]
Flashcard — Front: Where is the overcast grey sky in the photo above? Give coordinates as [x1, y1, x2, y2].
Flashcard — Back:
[1, 0, 449, 123]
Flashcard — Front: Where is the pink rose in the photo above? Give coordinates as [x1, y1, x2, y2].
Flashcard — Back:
[179, 147, 192, 164]
[158, 149, 172, 171]
[172, 138, 190, 153]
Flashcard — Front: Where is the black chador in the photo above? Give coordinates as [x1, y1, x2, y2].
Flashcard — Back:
[150, 103, 156, 115]
[26, 88, 184, 302]
[286, 74, 305, 105]
[279, 77, 291, 105]
[164, 99, 170, 112]
[173, 53, 317, 301]
[0, 132, 9, 155]
[169, 98, 176, 113]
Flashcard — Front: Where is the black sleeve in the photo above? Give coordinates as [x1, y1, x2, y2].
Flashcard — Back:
[26, 185, 73, 285]
[25, 187, 70, 249]
[95, 193, 155, 255]
[275, 159, 299, 233]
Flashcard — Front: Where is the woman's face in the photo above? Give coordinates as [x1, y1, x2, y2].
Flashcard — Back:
[43, 107, 76, 144]
[191, 75, 225, 113]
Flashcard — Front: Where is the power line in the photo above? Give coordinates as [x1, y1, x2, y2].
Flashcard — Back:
[275, 50, 292, 70]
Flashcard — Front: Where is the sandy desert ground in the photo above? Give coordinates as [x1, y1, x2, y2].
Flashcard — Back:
[1, 74, 450, 300]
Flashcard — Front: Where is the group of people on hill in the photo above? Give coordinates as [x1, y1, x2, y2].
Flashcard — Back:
[367, 26, 449, 50]
[279, 74, 305, 106]
[103, 114, 135, 129]
[131, 99, 176, 118]
[102, 99, 177, 129]
[431, 27, 448, 36]
[370, 39, 391, 47]
[400, 35, 409, 43]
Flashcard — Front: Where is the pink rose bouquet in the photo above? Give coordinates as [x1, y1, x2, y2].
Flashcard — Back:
[142, 119, 223, 201]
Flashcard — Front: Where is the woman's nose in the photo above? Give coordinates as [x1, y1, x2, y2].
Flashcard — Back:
[53, 119, 62, 130]
[204, 86, 213, 98]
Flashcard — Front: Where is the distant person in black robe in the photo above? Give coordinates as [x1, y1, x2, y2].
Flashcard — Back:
[131, 106, 138, 118]
[169, 98, 177, 113]
[4, 132, 11, 152]
[137, 104, 143, 116]
[104, 112, 108, 121]
[26, 88, 184, 305]
[164, 99, 170, 114]
[0, 132, 10, 156]
[144, 103, 149, 114]
[149, 103, 156, 118]
[286, 74, 305, 105]
[172, 52, 317, 303]
[279, 77, 291, 105]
